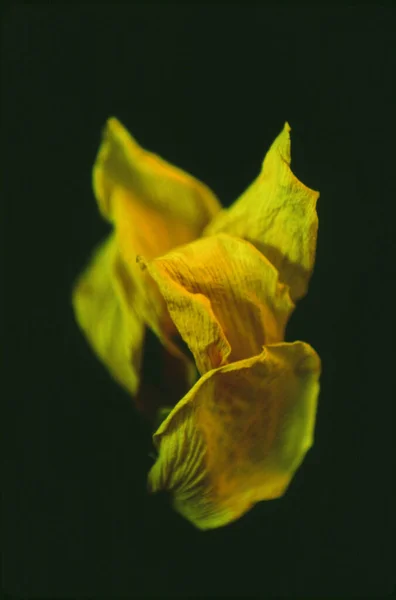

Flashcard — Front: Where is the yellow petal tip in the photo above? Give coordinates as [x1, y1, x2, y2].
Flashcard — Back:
[262, 122, 292, 170]
[105, 116, 123, 133]
[100, 116, 140, 155]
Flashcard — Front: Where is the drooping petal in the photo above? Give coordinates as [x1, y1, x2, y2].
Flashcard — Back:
[72, 234, 144, 396]
[148, 341, 321, 530]
[203, 123, 319, 302]
[144, 234, 294, 375]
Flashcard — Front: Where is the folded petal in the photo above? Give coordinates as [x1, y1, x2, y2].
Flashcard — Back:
[148, 341, 321, 530]
[203, 123, 319, 302]
[144, 234, 294, 374]
[72, 234, 144, 396]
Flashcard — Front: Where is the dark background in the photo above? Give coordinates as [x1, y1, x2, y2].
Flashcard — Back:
[2, 5, 393, 598]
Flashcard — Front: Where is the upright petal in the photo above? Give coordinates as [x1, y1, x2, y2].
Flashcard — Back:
[94, 117, 222, 261]
[91, 117, 222, 358]
[72, 234, 144, 396]
[144, 234, 294, 374]
[204, 123, 319, 302]
[148, 342, 321, 530]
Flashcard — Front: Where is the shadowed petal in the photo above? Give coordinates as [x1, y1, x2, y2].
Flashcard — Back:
[134, 328, 198, 422]
[148, 341, 321, 530]
[72, 234, 144, 396]
[204, 123, 319, 302]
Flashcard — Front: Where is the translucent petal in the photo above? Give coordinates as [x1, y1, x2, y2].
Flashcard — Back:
[148, 342, 321, 530]
[204, 123, 319, 302]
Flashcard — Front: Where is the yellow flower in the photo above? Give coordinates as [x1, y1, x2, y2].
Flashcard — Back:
[72, 118, 321, 530]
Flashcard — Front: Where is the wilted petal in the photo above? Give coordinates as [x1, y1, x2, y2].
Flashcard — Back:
[148, 341, 321, 530]
[72, 234, 144, 396]
[145, 234, 294, 374]
[204, 123, 319, 302]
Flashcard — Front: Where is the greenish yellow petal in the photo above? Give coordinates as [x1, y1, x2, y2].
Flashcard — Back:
[203, 123, 319, 302]
[72, 234, 196, 420]
[148, 341, 320, 530]
[72, 234, 144, 396]
[145, 234, 294, 375]
[134, 330, 198, 422]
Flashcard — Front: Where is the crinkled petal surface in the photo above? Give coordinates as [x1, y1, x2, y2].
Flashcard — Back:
[204, 123, 319, 302]
[145, 234, 295, 375]
[72, 234, 144, 396]
[148, 342, 321, 530]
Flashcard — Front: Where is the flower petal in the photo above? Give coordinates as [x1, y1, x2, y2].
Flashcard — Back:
[204, 123, 319, 302]
[145, 234, 294, 374]
[94, 117, 222, 262]
[148, 341, 321, 530]
[72, 234, 144, 396]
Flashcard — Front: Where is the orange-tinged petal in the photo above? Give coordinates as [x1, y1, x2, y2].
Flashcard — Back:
[148, 341, 321, 530]
[145, 234, 294, 374]
[72, 234, 144, 396]
[204, 123, 319, 302]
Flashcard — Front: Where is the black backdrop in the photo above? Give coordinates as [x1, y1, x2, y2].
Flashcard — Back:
[2, 5, 393, 598]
